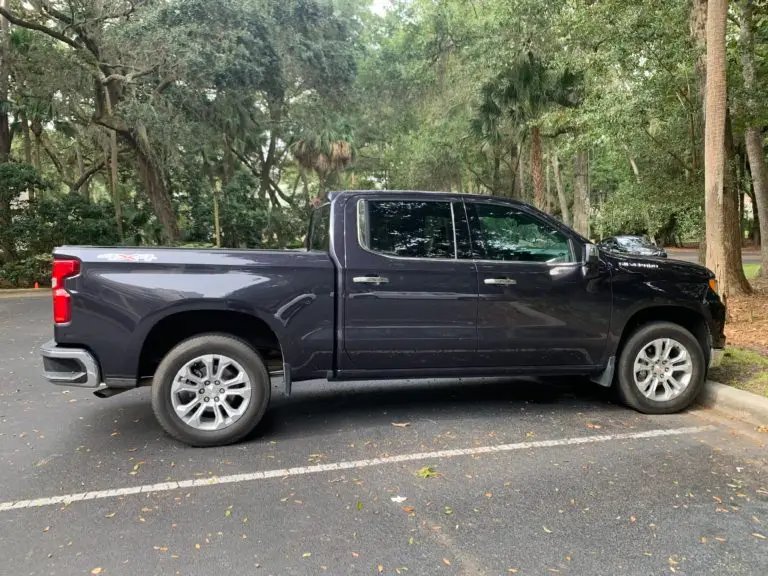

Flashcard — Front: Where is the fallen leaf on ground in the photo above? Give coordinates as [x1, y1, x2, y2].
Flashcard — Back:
[416, 466, 438, 479]
[377, 564, 384, 573]
[752, 533, 766, 539]
[526, 431, 535, 438]
[508, 570, 519, 574]
[543, 526, 552, 533]
[42, 526, 50, 532]
[303, 552, 312, 558]
[90, 569, 103, 575]
[392, 422, 410, 428]
[153, 546, 168, 552]
[351, 552, 359, 558]
[757, 425, 768, 433]
[586, 422, 602, 429]
[391, 496, 407, 503]
[356, 500, 363, 511]
[194, 544, 201, 550]
[402, 506, 415, 514]
[442, 558, 451, 566]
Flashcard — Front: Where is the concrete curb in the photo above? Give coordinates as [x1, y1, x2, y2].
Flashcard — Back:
[0, 289, 49, 299]
[698, 380, 768, 427]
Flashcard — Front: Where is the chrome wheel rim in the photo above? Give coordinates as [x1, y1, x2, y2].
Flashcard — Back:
[170, 354, 252, 431]
[633, 338, 693, 402]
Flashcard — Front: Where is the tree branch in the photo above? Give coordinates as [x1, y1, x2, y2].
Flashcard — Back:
[101, 65, 159, 85]
[0, 6, 80, 50]
[643, 128, 693, 172]
[70, 160, 106, 193]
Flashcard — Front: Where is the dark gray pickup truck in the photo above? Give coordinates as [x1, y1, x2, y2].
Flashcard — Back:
[41, 190, 726, 446]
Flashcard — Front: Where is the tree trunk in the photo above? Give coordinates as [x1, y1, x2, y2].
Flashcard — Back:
[552, 154, 570, 226]
[545, 154, 554, 214]
[705, 0, 750, 297]
[492, 147, 501, 195]
[740, 0, 768, 276]
[0, 0, 9, 162]
[213, 181, 221, 248]
[572, 150, 590, 237]
[517, 145, 526, 202]
[134, 131, 179, 244]
[531, 126, 544, 209]
[20, 112, 32, 166]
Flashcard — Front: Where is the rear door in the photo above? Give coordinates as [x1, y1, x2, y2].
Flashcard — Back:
[466, 199, 611, 369]
[342, 195, 478, 373]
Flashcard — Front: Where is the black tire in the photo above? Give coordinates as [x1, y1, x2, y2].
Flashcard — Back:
[615, 321, 706, 414]
[151, 333, 270, 447]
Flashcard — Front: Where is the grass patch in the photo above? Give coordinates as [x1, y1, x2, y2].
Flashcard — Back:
[743, 263, 762, 280]
[709, 346, 768, 398]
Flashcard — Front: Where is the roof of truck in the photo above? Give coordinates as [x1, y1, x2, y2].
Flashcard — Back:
[326, 189, 528, 204]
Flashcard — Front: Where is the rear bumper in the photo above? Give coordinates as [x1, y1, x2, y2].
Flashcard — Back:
[40, 339, 101, 388]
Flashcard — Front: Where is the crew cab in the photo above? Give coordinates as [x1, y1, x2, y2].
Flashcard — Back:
[41, 191, 726, 446]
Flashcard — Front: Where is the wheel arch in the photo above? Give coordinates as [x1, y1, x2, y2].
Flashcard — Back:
[137, 307, 284, 382]
[615, 306, 710, 366]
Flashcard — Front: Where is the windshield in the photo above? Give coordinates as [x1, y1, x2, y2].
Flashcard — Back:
[617, 236, 655, 249]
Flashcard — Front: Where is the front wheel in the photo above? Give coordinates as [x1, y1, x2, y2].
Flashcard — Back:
[151, 334, 271, 447]
[615, 321, 706, 414]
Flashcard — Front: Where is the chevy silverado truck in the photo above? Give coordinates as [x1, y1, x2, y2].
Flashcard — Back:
[41, 190, 726, 446]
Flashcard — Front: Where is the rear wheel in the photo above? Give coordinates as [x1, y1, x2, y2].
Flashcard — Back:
[616, 321, 705, 414]
[151, 334, 270, 447]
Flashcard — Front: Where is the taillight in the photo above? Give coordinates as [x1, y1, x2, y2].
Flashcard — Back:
[52, 259, 80, 324]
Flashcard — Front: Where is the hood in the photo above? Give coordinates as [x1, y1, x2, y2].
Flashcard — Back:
[601, 250, 714, 282]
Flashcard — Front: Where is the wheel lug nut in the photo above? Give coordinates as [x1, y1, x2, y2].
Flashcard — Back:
[215, 381, 220, 385]
[219, 388, 225, 394]
[199, 389, 204, 394]
[214, 396, 219, 402]
[204, 397, 210, 402]
[205, 381, 210, 385]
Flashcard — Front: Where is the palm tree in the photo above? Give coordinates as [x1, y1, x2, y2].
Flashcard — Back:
[487, 52, 581, 209]
[291, 125, 356, 200]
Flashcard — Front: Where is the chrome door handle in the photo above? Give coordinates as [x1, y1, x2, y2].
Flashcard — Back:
[484, 278, 517, 285]
[353, 276, 390, 285]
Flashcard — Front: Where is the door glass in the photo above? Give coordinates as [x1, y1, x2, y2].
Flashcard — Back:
[359, 200, 456, 259]
[469, 203, 574, 263]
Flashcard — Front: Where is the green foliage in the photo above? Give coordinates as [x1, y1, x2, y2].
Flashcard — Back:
[1, 0, 765, 285]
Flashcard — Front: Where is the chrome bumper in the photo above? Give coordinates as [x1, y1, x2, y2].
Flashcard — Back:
[40, 339, 101, 388]
[709, 348, 725, 369]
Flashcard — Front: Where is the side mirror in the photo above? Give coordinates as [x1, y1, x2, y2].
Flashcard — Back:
[582, 243, 600, 278]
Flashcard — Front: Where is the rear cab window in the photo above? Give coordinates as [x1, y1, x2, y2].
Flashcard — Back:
[308, 203, 331, 252]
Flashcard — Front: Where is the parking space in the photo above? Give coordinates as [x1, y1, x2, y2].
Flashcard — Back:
[1, 296, 766, 575]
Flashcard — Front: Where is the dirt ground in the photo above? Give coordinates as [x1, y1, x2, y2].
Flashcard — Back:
[724, 278, 768, 353]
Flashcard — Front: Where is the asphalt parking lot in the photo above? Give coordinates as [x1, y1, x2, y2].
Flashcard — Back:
[1, 295, 766, 576]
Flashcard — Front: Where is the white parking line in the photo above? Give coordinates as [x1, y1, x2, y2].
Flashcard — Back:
[0, 425, 713, 513]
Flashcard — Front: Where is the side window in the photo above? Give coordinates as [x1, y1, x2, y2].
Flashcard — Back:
[308, 203, 331, 252]
[468, 203, 574, 263]
[359, 200, 456, 259]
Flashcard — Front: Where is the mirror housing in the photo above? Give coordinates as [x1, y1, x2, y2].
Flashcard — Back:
[582, 243, 600, 278]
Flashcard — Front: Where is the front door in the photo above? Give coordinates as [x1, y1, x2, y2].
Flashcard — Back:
[342, 195, 478, 373]
[466, 199, 611, 369]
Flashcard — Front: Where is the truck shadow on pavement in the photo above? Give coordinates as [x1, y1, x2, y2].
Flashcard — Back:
[253, 376, 621, 442]
[78, 377, 623, 448]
